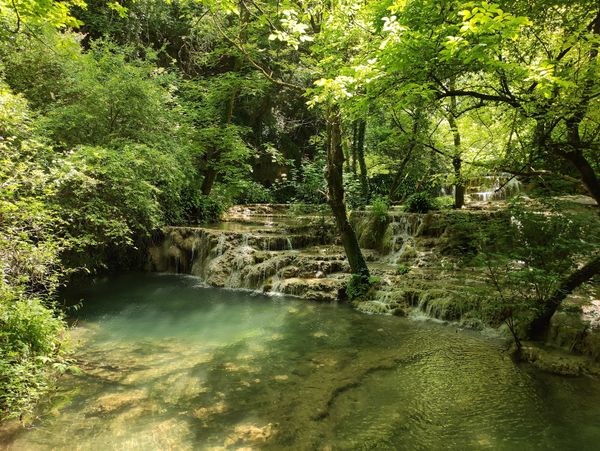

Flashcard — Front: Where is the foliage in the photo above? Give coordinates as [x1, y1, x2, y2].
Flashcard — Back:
[185, 193, 228, 224]
[344, 174, 368, 209]
[0, 0, 84, 34]
[230, 180, 274, 205]
[436, 196, 455, 209]
[0, 85, 68, 419]
[405, 192, 438, 213]
[396, 264, 411, 275]
[371, 196, 389, 222]
[475, 197, 600, 334]
[52, 144, 192, 269]
[271, 154, 327, 204]
[0, 287, 67, 419]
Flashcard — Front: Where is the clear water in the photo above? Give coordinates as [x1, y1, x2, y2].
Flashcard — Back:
[2, 273, 600, 450]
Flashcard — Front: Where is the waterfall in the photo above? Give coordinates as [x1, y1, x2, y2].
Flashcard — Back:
[148, 205, 343, 300]
[468, 174, 523, 202]
[216, 234, 226, 256]
[385, 214, 423, 264]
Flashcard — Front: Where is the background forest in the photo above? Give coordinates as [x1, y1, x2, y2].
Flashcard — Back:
[1, 0, 599, 419]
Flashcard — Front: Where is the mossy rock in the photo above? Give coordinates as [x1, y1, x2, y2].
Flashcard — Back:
[416, 213, 447, 237]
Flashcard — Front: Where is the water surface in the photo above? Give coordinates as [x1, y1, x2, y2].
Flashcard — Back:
[2, 273, 600, 450]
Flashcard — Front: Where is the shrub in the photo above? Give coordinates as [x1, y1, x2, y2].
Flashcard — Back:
[436, 195, 455, 209]
[405, 192, 438, 213]
[396, 264, 411, 275]
[0, 286, 67, 420]
[187, 194, 227, 223]
[231, 180, 274, 204]
[371, 196, 389, 222]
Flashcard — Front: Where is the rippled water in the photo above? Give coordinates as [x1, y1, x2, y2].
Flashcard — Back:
[2, 273, 600, 450]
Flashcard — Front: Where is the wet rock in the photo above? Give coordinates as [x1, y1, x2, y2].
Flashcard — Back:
[272, 277, 343, 302]
[520, 345, 592, 376]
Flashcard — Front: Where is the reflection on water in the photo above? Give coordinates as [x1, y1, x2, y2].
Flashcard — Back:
[2, 273, 600, 450]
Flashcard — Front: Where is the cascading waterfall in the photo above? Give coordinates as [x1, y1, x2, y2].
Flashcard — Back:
[386, 215, 423, 264]
[147, 208, 347, 301]
[469, 174, 522, 202]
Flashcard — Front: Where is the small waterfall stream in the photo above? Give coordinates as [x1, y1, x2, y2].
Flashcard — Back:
[385, 214, 423, 264]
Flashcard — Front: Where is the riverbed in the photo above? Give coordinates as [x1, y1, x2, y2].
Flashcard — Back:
[2, 273, 600, 450]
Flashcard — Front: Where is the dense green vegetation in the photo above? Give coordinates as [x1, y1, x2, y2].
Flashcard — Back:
[1, 0, 599, 420]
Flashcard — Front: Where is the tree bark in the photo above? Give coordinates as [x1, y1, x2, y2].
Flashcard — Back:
[562, 120, 600, 205]
[351, 121, 358, 175]
[201, 168, 218, 195]
[562, 149, 600, 205]
[447, 94, 464, 209]
[452, 155, 465, 208]
[356, 119, 369, 200]
[326, 106, 370, 276]
[528, 253, 600, 338]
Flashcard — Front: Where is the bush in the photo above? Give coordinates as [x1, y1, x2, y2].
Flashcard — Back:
[435, 195, 455, 209]
[371, 196, 389, 222]
[187, 194, 227, 223]
[0, 286, 67, 420]
[231, 180, 274, 204]
[396, 264, 411, 275]
[271, 154, 327, 204]
[405, 192, 438, 213]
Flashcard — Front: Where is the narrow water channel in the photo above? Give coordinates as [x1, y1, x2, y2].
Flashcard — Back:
[2, 273, 600, 450]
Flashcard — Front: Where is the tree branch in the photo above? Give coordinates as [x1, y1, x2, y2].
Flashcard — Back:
[210, 14, 303, 92]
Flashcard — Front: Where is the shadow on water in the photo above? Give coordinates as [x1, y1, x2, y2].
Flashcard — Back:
[2, 273, 600, 450]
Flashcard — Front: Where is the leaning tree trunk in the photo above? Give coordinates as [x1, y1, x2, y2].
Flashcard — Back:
[326, 106, 370, 277]
[528, 253, 600, 338]
[562, 149, 600, 205]
[563, 120, 600, 205]
[555, 11, 600, 206]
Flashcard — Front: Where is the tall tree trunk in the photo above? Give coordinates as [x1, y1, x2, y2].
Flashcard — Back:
[452, 155, 465, 208]
[326, 106, 370, 276]
[447, 94, 464, 209]
[201, 168, 218, 195]
[528, 253, 600, 338]
[351, 121, 358, 175]
[356, 119, 369, 201]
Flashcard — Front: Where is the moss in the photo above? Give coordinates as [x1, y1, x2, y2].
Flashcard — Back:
[416, 289, 482, 322]
[416, 213, 447, 237]
[397, 244, 418, 261]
